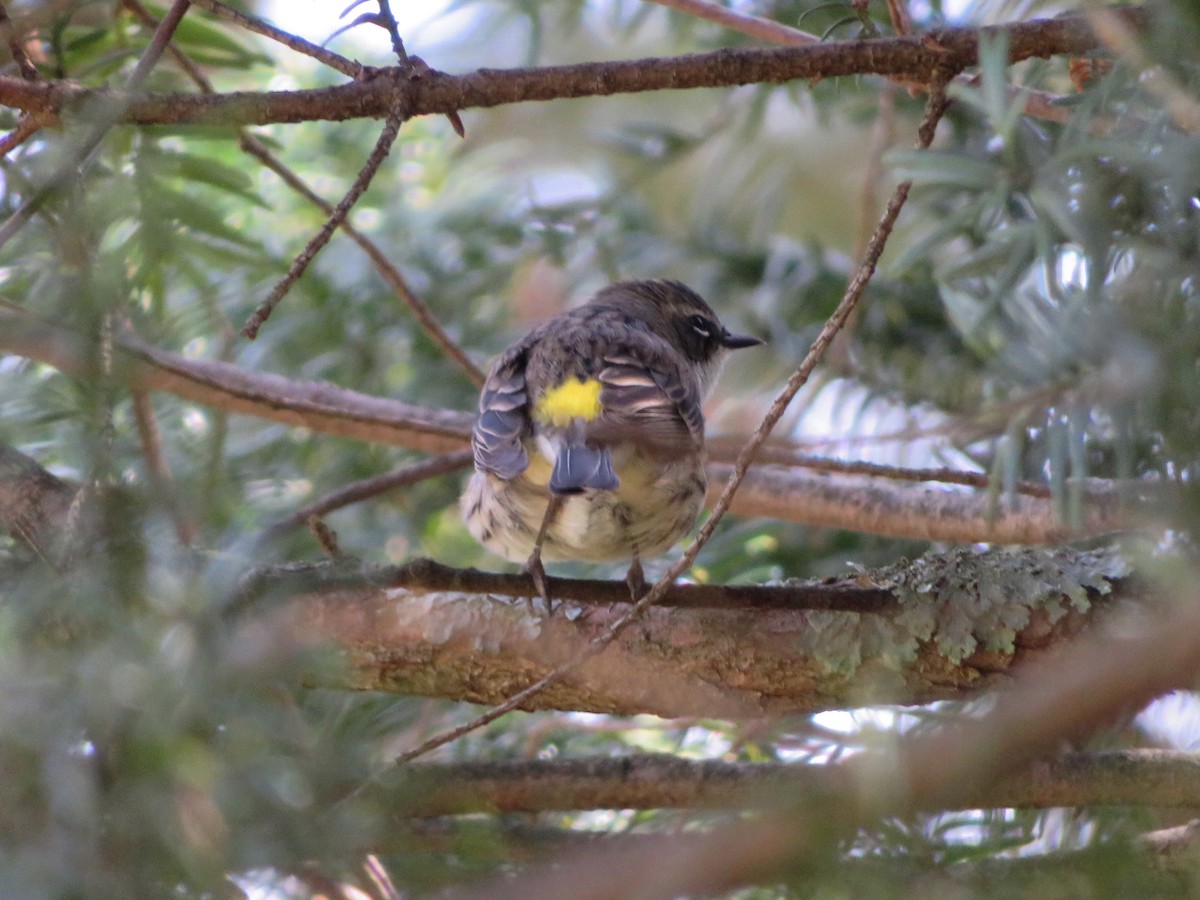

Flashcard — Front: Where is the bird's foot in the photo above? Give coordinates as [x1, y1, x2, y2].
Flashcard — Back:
[625, 557, 646, 604]
[524, 549, 555, 615]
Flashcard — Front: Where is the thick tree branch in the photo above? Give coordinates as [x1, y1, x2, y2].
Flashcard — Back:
[0, 11, 1149, 128]
[0, 311, 470, 453]
[708, 463, 1129, 544]
[251, 548, 1124, 717]
[0, 443, 1155, 723]
[459, 582, 1200, 900]
[0, 444, 76, 563]
[393, 749, 1200, 817]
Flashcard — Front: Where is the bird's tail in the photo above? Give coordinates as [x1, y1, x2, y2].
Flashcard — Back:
[549, 440, 619, 494]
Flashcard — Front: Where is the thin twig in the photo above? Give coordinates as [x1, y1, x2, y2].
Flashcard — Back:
[238, 556, 898, 613]
[393, 77, 955, 765]
[830, 83, 896, 369]
[885, 0, 913, 37]
[367, 0, 464, 135]
[711, 440, 1056, 498]
[241, 102, 409, 339]
[127, 0, 193, 86]
[650, 0, 1078, 129]
[120, 0, 483, 384]
[260, 449, 473, 540]
[388, 749, 1200, 818]
[645, 0, 819, 45]
[187, 0, 364, 78]
[123, 0, 214, 91]
[131, 390, 196, 547]
[0, 0, 193, 252]
[307, 515, 342, 558]
[361, 855, 400, 900]
[238, 134, 484, 383]
[0, 0, 39, 81]
[374, 0, 410, 65]
[0, 111, 47, 155]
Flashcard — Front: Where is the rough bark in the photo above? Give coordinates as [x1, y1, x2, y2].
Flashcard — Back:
[251, 548, 1123, 717]
[389, 749, 1200, 817]
[0, 11, 1150, 128]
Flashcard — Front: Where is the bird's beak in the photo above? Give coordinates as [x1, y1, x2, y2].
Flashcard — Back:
[720, 330, 764, 350]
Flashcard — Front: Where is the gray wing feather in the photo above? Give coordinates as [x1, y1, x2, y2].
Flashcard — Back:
[595, 339, 704, 453]
[472, 339, 535, 479]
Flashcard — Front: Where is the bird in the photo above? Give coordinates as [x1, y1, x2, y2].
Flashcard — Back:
[460, 278, 762, 606]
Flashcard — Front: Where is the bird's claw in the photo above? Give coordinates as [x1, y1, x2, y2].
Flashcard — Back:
[625, 556, 646, 604]
[524, 550, 555, 615]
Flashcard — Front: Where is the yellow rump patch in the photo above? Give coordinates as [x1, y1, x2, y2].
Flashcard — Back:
[534, 377, 603, 426]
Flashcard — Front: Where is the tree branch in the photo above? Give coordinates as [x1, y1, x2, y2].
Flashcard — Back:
[457, 580, 1200, 900]
[0, 310, 471, 454]
[0, 310, 1139, 542]
[246, 547, 1124, 718]
[237, 557, 898, 613]
[0, 11, 1149, 128]
[391, 749, 1200, 817]
[0, 443, 1153, 721]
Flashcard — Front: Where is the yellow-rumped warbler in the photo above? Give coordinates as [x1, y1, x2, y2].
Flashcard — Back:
[460, 279, 762, 600]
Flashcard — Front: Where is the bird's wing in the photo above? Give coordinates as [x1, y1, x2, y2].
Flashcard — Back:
[472, 332, 538, 479]
[593, 332, 704, 454]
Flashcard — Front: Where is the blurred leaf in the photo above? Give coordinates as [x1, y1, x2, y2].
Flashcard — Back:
[888, 149, 1007, 190]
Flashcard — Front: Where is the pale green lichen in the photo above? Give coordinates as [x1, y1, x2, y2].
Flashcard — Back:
[793, 546, 1129, 675]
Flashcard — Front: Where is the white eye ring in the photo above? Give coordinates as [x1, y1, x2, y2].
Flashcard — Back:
[691, 316, 712, 338]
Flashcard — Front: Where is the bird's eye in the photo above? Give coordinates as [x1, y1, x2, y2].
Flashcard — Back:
[690, 315, 713, 339]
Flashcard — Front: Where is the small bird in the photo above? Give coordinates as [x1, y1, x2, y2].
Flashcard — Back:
[460, 279, 762, 604]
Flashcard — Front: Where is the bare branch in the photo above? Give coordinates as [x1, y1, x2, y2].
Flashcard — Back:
[123, 0, 214, 90]
[237, 135, 484, 384]
[241, 103, 408, 338]
[459, 584, 1200, 899]
[256, 559, 1107, 718]
[645, 0, 819, 45]
[113, 3, 484, 386]
[0, 310, 1138, 542]
[237, 557, 898, 613]
[131, 390, 196, 547]
[0, 0, 39, 81]
[710, 462, 1129, 545]
[260, 452, 474, 539]
[0, 310, 471, 453]
[0, 12, 1149, 128]
[187, 0, 364, 78]
[0, 111, 48, 156]
[392, 749, 1200, 817]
